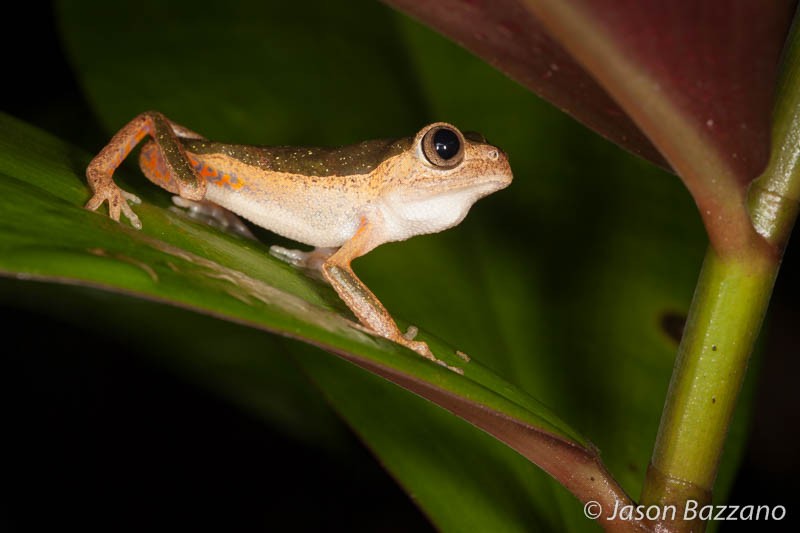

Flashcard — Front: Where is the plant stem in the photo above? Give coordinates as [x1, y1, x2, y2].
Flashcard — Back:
[641, 250, 776, 519]
[641, 12, 800, 532]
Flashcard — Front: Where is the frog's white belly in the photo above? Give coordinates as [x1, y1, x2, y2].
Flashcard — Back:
[205, 185, 362, 248]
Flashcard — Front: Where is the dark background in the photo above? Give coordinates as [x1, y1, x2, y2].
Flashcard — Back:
[2, 2, 798, 531]
[1, 4, 431, 531]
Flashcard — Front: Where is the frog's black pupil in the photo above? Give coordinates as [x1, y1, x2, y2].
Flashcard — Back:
[433, 128, 460, 160]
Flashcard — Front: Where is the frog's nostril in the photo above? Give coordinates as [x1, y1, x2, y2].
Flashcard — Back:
[488, 149, 499, 160]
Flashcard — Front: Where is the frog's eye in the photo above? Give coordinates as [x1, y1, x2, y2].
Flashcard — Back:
[422, 126, 464, 168]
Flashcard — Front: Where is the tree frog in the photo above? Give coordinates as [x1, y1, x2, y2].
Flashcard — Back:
[85, 111, 512, 360]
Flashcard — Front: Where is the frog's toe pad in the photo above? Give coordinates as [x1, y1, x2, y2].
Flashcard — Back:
[270, 246, 336, 271]
[122, 191, 142, 205]
[269, 246, 310, 267]
[403, 325, 419, 341]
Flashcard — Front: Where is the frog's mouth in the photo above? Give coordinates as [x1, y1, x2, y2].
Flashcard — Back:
[415, 173, 512, 197]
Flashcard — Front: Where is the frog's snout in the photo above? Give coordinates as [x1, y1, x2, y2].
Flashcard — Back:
[490, 147, 513, 187]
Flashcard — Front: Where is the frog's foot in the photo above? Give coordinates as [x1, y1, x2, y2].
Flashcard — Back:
[371, 324, 432, 360]
[85, 185, 142, 229]
[171, 196, 255, 240]
[270, 246, 337, 271]
[394, 329, 462, 373]
[397, 336, 436, 361]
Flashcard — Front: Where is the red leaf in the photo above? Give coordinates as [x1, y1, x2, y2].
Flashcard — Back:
[386, 0, 797, 255]
[386, 0, 669, 167]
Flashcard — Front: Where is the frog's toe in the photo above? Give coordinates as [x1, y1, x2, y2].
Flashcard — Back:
[108, 196, 121, 221]
[270, 246, 336, 271]
[84, 193, 104, 212]
[269, 245, 310, 267]
[85, 187, 142, 229]
[122, 190, 142, 205]
[402, 325, 419, 341]
[120, 201, 142, 229]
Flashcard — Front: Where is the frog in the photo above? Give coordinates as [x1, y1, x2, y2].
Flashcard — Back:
[85, 111, 512, 361]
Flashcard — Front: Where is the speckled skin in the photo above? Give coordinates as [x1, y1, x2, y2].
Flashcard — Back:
[85, 111, 513, 361]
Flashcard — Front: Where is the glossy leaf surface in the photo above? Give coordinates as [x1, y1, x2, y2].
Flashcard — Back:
[0, 0, 759, 530]
[0, 110, 628, 529]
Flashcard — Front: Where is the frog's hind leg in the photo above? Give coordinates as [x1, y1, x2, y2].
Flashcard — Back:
[85, 111, 207, 228]
[138, 140, 255, 239]
[138, 140, 181, 194]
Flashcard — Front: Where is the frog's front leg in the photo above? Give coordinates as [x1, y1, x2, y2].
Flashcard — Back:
[85, 111, 207, 228]
[321, 217, 435, 360]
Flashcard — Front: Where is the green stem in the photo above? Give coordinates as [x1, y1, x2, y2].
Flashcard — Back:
[641, 11, 800, 532]
[641, 250, 776, 525]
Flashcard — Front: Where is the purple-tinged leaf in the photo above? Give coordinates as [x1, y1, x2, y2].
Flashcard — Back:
[385, 0, 669, 167]
[385, 0, 797, 255]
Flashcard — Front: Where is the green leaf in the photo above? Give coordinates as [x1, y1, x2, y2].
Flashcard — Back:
[0, 109, 626, 529]
[2, 0, 755, 530]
